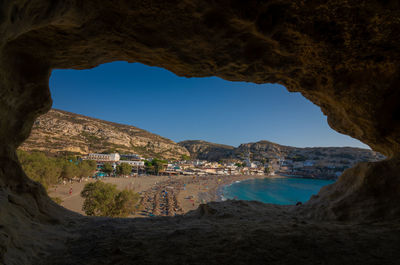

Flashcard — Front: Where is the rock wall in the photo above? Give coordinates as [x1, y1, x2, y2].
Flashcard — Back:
[1, 0, 400, 264]
[3, 0, 400, 157]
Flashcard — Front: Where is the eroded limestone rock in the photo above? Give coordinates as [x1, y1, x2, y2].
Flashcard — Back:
[1, 0, 400, 264]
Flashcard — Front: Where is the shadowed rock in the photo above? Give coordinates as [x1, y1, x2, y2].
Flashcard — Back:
[1, 0, 400, 264]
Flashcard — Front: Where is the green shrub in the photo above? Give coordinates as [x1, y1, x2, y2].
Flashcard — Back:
[18, 150, 63, 189]
[18, 150, 96, 190]
[102, 163, 114, 174]
[144, 159, 167, 175]
[116, 163, 133, 176]
[81, 181, 140, 217]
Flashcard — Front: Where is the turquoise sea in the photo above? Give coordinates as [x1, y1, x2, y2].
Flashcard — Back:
[222, 177, 335, 205]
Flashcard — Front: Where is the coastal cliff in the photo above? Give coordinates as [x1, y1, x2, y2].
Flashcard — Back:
[20, 109, 190, 160]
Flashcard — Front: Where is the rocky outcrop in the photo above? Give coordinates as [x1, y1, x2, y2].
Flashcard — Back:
[237, 141, 385, 161]
[235, 140, 292, 160]
[20, 109, 189, 160]
[179, 140, 235, 161]
[39, 201, 400, 265]
[181, 140, 384, 164]
[1, 0, 400, 264]
[303, 156, 400, 221]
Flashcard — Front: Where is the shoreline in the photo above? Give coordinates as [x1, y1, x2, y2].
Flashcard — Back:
[218, 175, 337, 205]
[49, 174, 270, 216]
[48, 173, 334, 217]
[215, 174, 286, 202]
[279, 173, 338, 181]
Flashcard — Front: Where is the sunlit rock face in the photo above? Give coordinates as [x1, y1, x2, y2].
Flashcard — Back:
[1, 0, 400, 264]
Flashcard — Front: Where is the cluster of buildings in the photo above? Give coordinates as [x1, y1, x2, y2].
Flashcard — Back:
[83, 153, 146, 174]
[273, 158, 349, 180]
[82, 152, 347, 180]
[163, 160, 265, 176]
[82, 152, 267, 177]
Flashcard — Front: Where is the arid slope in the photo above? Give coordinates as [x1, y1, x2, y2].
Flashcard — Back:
[20, 109, 189, 160]
[180, 140, 384, 164]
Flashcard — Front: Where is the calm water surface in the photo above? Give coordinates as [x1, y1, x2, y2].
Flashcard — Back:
[222, 177, 335, 205]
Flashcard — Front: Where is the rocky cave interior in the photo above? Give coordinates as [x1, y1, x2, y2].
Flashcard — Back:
[1, 0, 400, 264]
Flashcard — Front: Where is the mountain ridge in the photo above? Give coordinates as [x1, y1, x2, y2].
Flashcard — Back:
[178, 139, 384, 163]
[21, 109, 384, 164]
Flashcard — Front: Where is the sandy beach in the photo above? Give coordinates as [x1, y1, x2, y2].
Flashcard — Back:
[48, 174, 270, 216]
[48, 175, 170, 214]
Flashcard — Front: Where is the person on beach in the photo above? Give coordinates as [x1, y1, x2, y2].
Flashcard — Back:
[69, 186, 72, 196]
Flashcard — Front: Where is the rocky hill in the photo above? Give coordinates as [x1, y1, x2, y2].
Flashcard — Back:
[20, 109, 385, 164]
[20, 109, 190, 160]
[179, 140, 385, 164]
[179, 140, 235, 161]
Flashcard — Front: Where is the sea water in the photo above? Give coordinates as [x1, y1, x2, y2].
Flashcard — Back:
[222, 177, 335, 205]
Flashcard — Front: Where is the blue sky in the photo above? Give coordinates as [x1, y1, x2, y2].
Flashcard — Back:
[49, 61, 369, 149]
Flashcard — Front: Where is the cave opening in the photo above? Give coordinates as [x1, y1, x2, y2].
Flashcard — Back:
[2, 1, 400, 264]
[16, 61, 383, 218]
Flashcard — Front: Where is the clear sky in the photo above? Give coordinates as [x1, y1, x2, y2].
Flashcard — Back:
[49, 61, 369, 149]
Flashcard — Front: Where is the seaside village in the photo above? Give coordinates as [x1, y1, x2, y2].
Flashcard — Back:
[82, 152, 347, 180]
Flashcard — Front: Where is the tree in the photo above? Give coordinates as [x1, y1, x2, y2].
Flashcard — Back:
[61, 162, 77, 180]
[81, 181, 117, 216]
[264, 167, 270, 174]
[113, 190, 140, 216]
[144, 160, 155, 175]
[18, 150, 64, 189]
[81, 181, 140, 217]
[145, 159, 167, 175]
[102, 163, 114, 175]
[17, 150, 96, 190]
[76, 160, 97, 179]
[116, 163, 132, 176]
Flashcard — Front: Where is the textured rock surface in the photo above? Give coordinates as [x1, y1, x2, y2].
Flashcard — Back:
[180, 139, 384, 163]
[304, 156, 400, 221]
[1, 0, 400, 264]
[179, 140, 236, 161]
[20, 109, 189, 159]
[2, 0, 400, 157]
[40, 202, 400, 265]
[236, 141, 384, 161]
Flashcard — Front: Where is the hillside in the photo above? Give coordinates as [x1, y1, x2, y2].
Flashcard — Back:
[20, 109, 385, 164]
[179, 140, 385, 165]
[20, 109, 190, 160]
[178, 140, 235, 161]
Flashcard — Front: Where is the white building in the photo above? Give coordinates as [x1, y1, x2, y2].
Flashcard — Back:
[118, 160, 145, 167]
[87, 153, 120, 162]
[250, 162, 258, 168]
[193, 160, 206, 166]
[120, 154, 144, 160]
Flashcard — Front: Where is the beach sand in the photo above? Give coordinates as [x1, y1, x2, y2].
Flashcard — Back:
[48, 174, 270, 216]
[48, 175, 170, 214]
